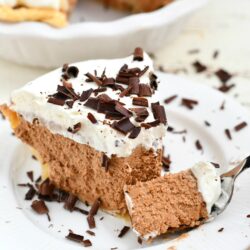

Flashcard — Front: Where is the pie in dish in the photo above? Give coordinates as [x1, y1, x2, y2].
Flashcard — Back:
[0, 0, 77, 27]
[100, 0, 173, 12]
[1, 48, 167, 215]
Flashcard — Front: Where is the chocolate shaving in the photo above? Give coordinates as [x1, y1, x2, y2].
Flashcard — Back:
[132, 97, 148, 107]
[85, 72, 103, 86]
[80, 88, 93, 102]
[66, 232, 84, 243]
[129, 127, 141, 139]
[115, 102, 132, 117]
[119, 85, 133, 97]
[39, 179, 55, 197]
[31, 200, 48, 214]
[112, 117, 135, 134]
[137, 237, 142, 245]
[27, 171, 33, 182]
[131, 108, 149, 122]
[217, 84, 235, 93]
[195, 140, 203, 152]
[139, 84, 152, 97]
[150, 73, 158, 90]
[213, 50, 219, 59]
[67, 122, 82, 134]
[83, 239, 92, 247]
[151, 102, 167, 125]
[162, 155, 171, 172]
[65, 100, 75, 108]
[103, 78, 115, 87]
[204, 121, 211, 127]
[84, 97, 99, 110]
[215, 69, 232, 83]
[118, 226, 130, 238]
[225, 129, 232, 140]
[87, 112, 98, 124]
[47, 97, 65, 106]
[93, 87, 107, 96]
[102, 154, 110, 171]
[211, 162, 220, 168]
[25, 185, 36, 200]
[246, 214, 250, 218]
[89, 199, 101, 216]
[193, 61, 207, 73]
[220, 101, 225, 110]
[141, 120, 160, 129]
[86, 230, 95, 236]
[64, 194, 78, 212]
[234, 122, 247, 132]
[181, 98, 198, 110]
[87, 215, 96, 229]
[133, 47, 143, 61]
[66, 66, 79, 78]
[164, 95, 177, 104]
[218, 227, 224, 232]
[73, 207, 89, 215]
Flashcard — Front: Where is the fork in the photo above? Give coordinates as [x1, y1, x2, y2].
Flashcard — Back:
[209, 156, 250, 220]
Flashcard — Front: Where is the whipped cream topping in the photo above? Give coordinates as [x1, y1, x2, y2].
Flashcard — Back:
[191, 162, 222, 214]
[0, 0, 67, 10]
[11, 52, 166, 158]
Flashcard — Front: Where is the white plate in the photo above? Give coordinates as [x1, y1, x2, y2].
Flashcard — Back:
[0, 73, 250, 250]
[0, 0, 207, 68]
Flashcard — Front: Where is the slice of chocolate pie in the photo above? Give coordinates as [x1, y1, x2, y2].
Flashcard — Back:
[1, 48, 167, 214]
[124, 162, 222, 240]
[0, 0, 77, 27]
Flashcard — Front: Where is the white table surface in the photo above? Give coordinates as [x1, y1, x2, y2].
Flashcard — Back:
[0, 0, 250, 114]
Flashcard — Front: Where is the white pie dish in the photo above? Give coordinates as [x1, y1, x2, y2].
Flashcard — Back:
[0, 0, 207, 68]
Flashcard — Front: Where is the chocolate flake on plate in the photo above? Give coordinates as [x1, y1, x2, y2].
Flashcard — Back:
[39, 179, 55, 197]
[25, 185, 37, 200]
[132, 97, 148, 107]
[246, 214, 250, 218]
[217, 84, 235, 93]
[162, 155, 171, 172]
[73, 207, 89, 215]
[195, 140, 203, 152]
[31, 200, 49, 214]
[164, 95, 178, 104]
[192, 61, 207, 73]
[133, 47, 144, 61]
[64, 194, 78, 212]
[211, 162, 220, 168]
[87, 215, 96, 229]
[66, 231, 84, 243]
[220, 101, 225, 110]
[234, 121, 247, 132]
[137, 237, 143, 245]
[129, 127, 141, 139]
[181, 98, 198, 110]
[118, 226, 130, 238]
[215, 69, 232, 84]
[83, 239, 92, 247]
[87, 112, 98, 124]
[26, 171, 34, 182]
[86, 230, 95, 236]
[213, 50, 219, 59]
[112, 117, 135, 135]
[204, 121, 211, 127]
[218, 227, 224, 232]
[225, 129, 232, 140]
